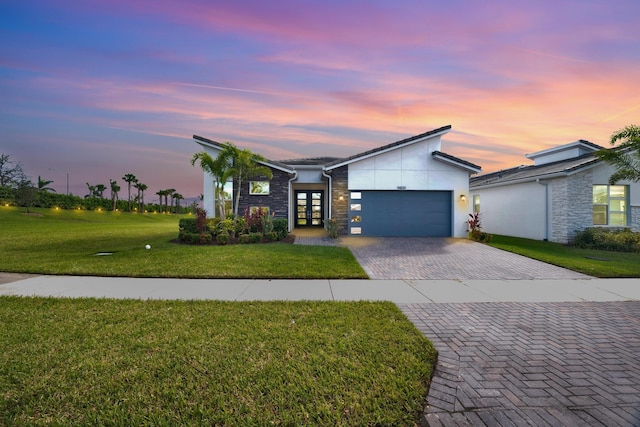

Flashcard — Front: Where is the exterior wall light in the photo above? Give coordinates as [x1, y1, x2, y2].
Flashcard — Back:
[460, 194, 467, 202]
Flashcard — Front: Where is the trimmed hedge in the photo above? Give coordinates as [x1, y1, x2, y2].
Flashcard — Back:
[574, 227, 640, 252]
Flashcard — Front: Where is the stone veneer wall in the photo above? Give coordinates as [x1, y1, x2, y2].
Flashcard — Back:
[551, 170, 593, 243]
[236, 168, 291, 219]
[330, 166, 349, 235]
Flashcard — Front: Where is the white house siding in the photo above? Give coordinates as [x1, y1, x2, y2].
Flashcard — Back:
[347, 136, 471, 238]
[472, 182, 548, 240]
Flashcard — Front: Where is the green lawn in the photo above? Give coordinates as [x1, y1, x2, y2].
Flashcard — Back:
[488, 234, 640, 277]
[0, 297, 437, 426]
[0, 206, 367, 279]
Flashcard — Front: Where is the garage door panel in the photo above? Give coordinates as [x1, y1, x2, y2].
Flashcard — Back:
[352, 191, 451, 237]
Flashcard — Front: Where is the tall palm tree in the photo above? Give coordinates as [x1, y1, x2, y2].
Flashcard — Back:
[229, 147, 272, 218]
[122, 173, 137, 212]
[109, 179, 120, 211]
[37, 176, 56, 193]
[85, 182, 96, 198]
[192, 145, 235, 218]
[134, 181, 148, 212]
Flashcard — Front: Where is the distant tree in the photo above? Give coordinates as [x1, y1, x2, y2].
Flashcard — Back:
[94, 184, 107, 198]
[164, 188, 176, 213]
[109, 179, 120, 211]
[595, 124, 640, 184]
[0, 153, 26, 188]
[85, 182, 96, 198]
[156, 189, 164, 212]
[191, 146, 235, 218]
[173, 192, 183, 213]
[37, 176, 56, 192]
[122, 173, 137, 211]
[15, 176, 37, 213]
[134, 181, 148, 212]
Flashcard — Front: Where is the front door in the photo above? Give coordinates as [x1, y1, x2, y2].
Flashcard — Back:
[295, 190, 324, 227]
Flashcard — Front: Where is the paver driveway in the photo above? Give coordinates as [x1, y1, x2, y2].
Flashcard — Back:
[342, 237, 589, 280]
[401, 301, 640, 426]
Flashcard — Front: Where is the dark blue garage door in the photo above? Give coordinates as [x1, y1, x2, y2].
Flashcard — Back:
[351, 191, 452, 237]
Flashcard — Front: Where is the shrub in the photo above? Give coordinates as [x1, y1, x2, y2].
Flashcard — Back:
[245, 207, 267, 233]
[216, 218, 235, 237]
[273, 218, 288, 240]
[325, 218, 339, 239]
[199, 232, 212, 245]
[262, 212, 275, 234]
[265, 231, 279, 242]
[216, 233, 230, 245]
[195, 208, 208, 233]
[250, 232, 263, 243]
[238, 234, 252, 244]
[179, 218, 199, 234]
[574, 227, 640, 252]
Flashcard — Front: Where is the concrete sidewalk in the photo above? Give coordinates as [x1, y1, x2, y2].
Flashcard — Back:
[0, 274, 638, 303]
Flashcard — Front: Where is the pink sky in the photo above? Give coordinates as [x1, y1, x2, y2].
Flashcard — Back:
[1, 0, 638, 199]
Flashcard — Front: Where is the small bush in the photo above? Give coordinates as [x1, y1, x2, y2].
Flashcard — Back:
[216, 233, 230, 245]
[195, 208, 208, 233]
[250, 232, 263, 243]
[238, 234, 252, 244]
[574, 227, 640, 252]
[325, 218, 339, 239]
[265, 231, 279, 242]
[273, 218, 288, 240]
[199, 232, 212, 245]
[178, 218, 199, 234]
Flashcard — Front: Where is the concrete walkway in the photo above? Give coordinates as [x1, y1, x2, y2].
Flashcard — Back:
[0, 274, 639, 303]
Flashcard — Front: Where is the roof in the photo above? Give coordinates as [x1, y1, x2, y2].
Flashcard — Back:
[525, 139, 603, 160]
[470, 151, 602, 189]
[278, 157, 342, 166]
[432, 151, 482, 173]
[324, 125, 453, 170]
[193, 134, 295, 174]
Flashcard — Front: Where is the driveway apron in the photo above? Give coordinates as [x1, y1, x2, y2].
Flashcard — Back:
[401, 301, 640, 426]
[341, 237, 589, 280]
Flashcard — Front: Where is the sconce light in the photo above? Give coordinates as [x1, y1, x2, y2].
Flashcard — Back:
[338, 195, 345, 201]
[459, 194, 467, 202]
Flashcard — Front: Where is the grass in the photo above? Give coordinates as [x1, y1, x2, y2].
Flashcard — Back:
[0, 206, 367, 279]
[0, 297, 437, 426]
[488, 234, 640, 277]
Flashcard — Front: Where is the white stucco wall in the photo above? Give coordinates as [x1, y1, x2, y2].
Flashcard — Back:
[471, 182, 548, 240]
[196, 144, 222, 217]
[347, 136, 472, 238]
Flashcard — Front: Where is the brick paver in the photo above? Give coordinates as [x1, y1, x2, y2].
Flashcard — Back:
[342, 237, 589, 280]
[400, 302, 640, 426]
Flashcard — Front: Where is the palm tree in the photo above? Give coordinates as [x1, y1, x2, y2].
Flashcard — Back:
[229, 147, 272, 218]
[156, 189, 164, 212]
[122, 173, 137, 212]
[596, 124, 640, 184]
[37, 176, 56, 193]
[172, 192, 183, 213]
[192, 146, 235, 218]
[85, 182, 96, 198]
[109, 179, 120, 211]
[94, 184, 107, 198]
[134, 181, 148, 212]
[165, 188, 176, 213]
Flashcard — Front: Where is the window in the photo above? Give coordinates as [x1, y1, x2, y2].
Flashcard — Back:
[351, 215, 361, 223]
[249, 181, 269, 195]
[250, 206, 269, 215]
[593, 185, 628, 226]
[472, 195, 480, 213]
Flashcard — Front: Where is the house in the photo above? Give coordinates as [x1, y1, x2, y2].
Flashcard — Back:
[193, 125, 481, 237]
[469, 140, 640, 243]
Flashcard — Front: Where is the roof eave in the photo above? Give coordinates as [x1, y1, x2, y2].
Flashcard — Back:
[432, 153, 482, 174]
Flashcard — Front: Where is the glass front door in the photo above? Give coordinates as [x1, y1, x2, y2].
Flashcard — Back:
[295, 191, 324, 227]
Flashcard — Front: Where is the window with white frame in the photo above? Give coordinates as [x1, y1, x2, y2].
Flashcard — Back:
[593, 185, 628, 226]
[249, 181, 269, 195]
[472, 195, 480, 213]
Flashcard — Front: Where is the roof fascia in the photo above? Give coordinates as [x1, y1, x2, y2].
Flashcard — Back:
[432, 153, 481, 174]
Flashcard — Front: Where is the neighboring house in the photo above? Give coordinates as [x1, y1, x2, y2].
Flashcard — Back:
[469, 140, 640, 243]
[193, 125, 481, 237]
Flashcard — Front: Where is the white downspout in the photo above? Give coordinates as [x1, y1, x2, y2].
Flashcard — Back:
[287, 171, 298, 232]
[322, 169, 332, 221]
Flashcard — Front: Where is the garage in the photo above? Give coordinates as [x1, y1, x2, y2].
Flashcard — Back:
[349, 190, 452, 237]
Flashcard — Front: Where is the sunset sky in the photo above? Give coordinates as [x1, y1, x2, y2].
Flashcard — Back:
[1, 0, 639, 199]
